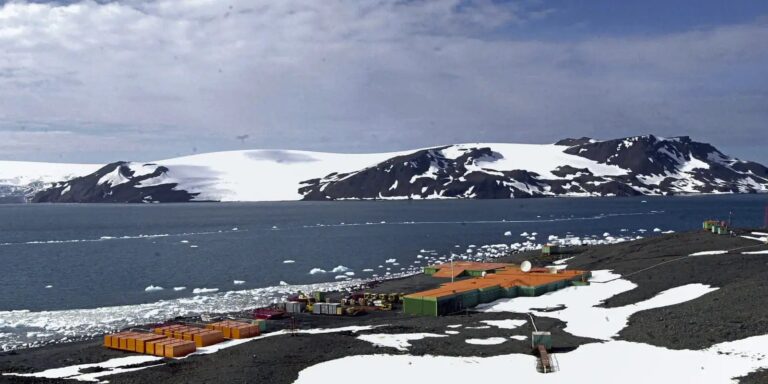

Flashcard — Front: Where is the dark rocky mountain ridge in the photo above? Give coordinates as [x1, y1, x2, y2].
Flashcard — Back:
[19, 135, 768, 203]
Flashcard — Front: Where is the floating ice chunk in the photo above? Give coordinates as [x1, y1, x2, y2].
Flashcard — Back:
[283, 260, 295, 264]
[504, 231, 512, 236]
[345, 272, 355, 276]
[603, 232, 610, 237]
[520, 232, 529, 236]
[662, 230, 675, 234]
[445, 330, 460, 335]
[332, 265, 350, 273]
[362, 269, 374, 272]
[180, 240, 189, 243]
[144, 285, 164, 292]
[190, 245, 199, 248]
[466, 337, 507, 345]
[385, 259, 396, 264]
[232, 227, 239, 231]
[334, 275, 349, 280]
[45, 285, 53, 289]
[173, 287, 186, 291]
[309, 268, 327, 274]
[192, 288, 219, 294]
[279, 281, 289, 286]
[653, 228, 662, 233]
[271, 226, 278, 229]
[531, 232, 538, 236]
[510, 335, 527, 340]
[233, 280, 245, 285]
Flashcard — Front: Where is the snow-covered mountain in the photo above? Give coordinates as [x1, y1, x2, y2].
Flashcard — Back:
[5, 135, 768, 203]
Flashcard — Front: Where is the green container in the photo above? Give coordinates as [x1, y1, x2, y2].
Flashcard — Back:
[403, 296, 438, 316]
[532, 331, 552, 349]
[542, 245, 559, 255]
[478, 286, 502, 303]
[423, 267, 439, 275]
[503, 286, 519, 298]
[251, 319, 267, 332]
[460, 290, 480, 308]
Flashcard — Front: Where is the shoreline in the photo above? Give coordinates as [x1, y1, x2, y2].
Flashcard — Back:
[2, 229, 768, 383]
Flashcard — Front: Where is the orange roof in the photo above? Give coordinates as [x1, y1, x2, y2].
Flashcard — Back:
[407, 267, 588, 299]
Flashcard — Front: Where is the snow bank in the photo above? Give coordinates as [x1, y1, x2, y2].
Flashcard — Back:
[295, 334, 768, 384]
[478, 270, 718, 340]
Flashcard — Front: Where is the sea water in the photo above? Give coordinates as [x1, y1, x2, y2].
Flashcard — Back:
[0, 194, 765, 350]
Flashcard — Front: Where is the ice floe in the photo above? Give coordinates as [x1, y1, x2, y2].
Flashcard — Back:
[233, 280, 245, 285]
[192, 288, 219, 294]
[283, 260, 295, 264]
[144, 285, 163, 292]
[331, 265, 351, 273]
[309, 268, 327, 274]
[173, 287, 186, 291]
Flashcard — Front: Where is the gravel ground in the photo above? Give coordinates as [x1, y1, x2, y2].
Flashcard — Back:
[2, 229, 767, 383]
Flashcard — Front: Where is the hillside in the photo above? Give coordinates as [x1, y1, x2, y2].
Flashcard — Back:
[0, 135, 765, 203]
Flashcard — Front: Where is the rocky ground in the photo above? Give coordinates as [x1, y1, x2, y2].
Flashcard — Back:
[1, 229, 767, 384]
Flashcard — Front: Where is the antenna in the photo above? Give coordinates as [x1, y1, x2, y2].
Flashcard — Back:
[764, 205, 768, 229]
[521, 260, 532, 273]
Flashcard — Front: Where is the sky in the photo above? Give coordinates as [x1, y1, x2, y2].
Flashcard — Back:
[0, 0, 766, 164]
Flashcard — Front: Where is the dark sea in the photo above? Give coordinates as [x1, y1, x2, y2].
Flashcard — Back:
[0, 195, 766, 350]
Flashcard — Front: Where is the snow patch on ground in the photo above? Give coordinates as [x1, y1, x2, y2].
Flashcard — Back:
[480, 319, 526, 330]
[296, 334, 768, 384]
[478, 270, 718, 340]
[465, 337, 507, 345]
[689, 250, 728, 256]
[357, 333, 447, 351]
[743, 250, 768, 255]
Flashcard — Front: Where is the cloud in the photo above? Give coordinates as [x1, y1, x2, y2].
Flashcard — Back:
[0, 0, 766, 163]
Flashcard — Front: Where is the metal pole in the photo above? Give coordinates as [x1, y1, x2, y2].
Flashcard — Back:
[527, 312, 538, 332]
[451, 254, 455, 283]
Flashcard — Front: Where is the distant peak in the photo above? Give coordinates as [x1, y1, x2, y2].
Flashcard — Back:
[554, 137, 594, 146]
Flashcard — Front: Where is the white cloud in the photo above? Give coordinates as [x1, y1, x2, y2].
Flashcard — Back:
[0, 1, 766, 162]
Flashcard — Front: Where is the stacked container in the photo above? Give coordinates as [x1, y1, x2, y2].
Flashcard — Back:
[151, 325, 225, 347]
